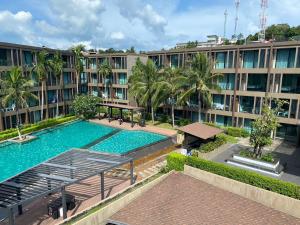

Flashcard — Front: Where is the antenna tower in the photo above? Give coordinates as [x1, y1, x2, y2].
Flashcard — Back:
[258, 0, 268, 42]
[224, 9, 228, 39]
[233, 0, 240, 39]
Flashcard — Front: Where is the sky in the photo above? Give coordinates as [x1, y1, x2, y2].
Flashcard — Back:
[0, 0, 299, 51]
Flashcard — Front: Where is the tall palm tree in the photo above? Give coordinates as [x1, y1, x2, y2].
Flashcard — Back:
[32, 50, 49, 121]
[129, 58, 160, 123]
[49, 51, 64, 117]
[0, 67, 37, 140]
[97, 59, 112, 103]
[153, 67, 187, 127]
[71, 44, 85, 94]
[180, 53, 222, 122]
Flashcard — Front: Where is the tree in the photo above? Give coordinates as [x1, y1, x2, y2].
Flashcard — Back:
[126, 46, 136, 53]
[71, 44, 85, 93]
[97, 59, 112, 103]
[250, 99, 284, 158]
[153, 67, 187, 127]
[129, 58, 160, 123]
[0, 67, 37, 139]
[72, 95, 101, 119]
[49, 51, 64, 117]
[32, 50, 50, 121]
[180, 53, 222, 122]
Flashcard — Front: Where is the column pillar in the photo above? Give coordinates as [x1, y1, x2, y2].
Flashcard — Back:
[130, 160, 134, 185]
[8, 208, 14, 225]
[131, 110, 134, 127]
[61, 187, 67, 219]
[100, 172, 105, 200]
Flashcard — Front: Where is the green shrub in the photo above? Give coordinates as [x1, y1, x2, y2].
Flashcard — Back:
[197, 134, 227, 153]
[166, 152, 186, 171]
[185, 156, 300, 199]
[72, 95, 101, 119]
[0, 116, 76, 141]
[239, 150, 275, 163]
[166, 153, 300, 200]
[178, 118, 191, 126]
[203, 122, 222, 129]
[158, 114, 170, 123]
[226, 127, 249, 137]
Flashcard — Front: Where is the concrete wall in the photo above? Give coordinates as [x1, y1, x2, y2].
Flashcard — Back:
[184, 165, 300, 219]
[63, 172, 171, 225]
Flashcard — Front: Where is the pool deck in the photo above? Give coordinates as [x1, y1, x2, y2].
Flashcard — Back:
[89, 119, 177, 137]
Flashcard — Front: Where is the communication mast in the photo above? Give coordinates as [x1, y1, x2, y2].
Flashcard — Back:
[233, 0, 240, 39]
[258, 0, 268, 42]
[224, 9, 228, 39]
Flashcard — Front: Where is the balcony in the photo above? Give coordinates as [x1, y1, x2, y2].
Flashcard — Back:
[247, 74, 267, 92]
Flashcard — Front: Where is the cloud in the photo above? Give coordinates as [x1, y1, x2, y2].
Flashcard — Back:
[0, 0, 299, 50]
[111, 31, 125, 40]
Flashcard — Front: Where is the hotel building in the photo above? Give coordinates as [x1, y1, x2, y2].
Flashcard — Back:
[0, 41, 300, 143]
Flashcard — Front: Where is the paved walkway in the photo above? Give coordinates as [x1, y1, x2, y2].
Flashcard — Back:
[89, 119, 177, 137]
[110, 172, 300, 225]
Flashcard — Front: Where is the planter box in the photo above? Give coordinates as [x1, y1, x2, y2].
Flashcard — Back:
[226, 154, 284, 177]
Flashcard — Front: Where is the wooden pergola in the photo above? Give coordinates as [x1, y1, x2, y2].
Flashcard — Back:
[97, 103, 145, 127]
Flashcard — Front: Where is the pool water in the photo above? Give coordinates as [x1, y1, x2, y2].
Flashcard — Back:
[0, 121, 115, 182]
[90, 130, 167, 154]
[0, 121, 167, 183]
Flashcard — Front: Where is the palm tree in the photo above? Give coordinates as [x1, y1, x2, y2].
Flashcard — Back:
[49, 51, 64, 117]
[180, 53, 222, 122]
[32, 50, 49, 121]
[71, 44, 85, 94]
[97, 59, 112, 103]
[129, 58, 160, 123]
[0, 67, 37, 140]
[153, 68, 187, 127]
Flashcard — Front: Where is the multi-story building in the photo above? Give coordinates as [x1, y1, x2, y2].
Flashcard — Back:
[0, 42, 77, 130]
[1, 41, 300, 144]
[148, 41, 300, 143]
[82, 52, 147, 104]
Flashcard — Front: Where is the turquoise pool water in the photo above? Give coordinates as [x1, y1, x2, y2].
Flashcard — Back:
[90, 130, 167, 154]
[0, 121, 115, 182]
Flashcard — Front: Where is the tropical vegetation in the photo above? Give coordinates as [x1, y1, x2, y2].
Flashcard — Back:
[49, 51, 64, 117]
[72, 95, 101, 119]
[129, 58, 161, 123]
[249, 99, 284, 158]
[97, 59, 112, 102]
[32, 50, 50, 120]
[179, 53, 222, 122]
[71, 44, 85, 93]
[0, 67, 38, 140]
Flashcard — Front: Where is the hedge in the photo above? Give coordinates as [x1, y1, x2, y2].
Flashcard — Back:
[197, 134, 227, 153]
[167, 152, 300, 200]
[203, 122, 249, 138]
[0, 116, 76, 141]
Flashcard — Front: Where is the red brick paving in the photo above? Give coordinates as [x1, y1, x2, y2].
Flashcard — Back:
[110, 172, 300, 225]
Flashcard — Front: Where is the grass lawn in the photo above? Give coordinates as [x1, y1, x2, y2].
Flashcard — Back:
[145, 120, 176, 130]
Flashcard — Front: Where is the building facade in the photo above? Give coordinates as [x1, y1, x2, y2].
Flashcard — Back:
[1, 41, 300, 143]
[148, 41, 300, 143]
[0, 42, 77, 131]
[82, 52, 147, 104]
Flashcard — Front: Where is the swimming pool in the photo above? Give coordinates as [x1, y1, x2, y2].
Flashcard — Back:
[0, 121, 167, 182]
[90, 130, 167, 154]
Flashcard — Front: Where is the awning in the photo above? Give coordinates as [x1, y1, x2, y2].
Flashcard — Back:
[177, 123, 223, 140]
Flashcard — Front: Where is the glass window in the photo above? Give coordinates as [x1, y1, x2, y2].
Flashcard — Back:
[281, 74, 300, 94]
[276, 48, 296, 68]
[259, 49, 265, 68]
[216, 52, 227, 69]
[243, 50, 259, 68]
[247, 74, 267, 92]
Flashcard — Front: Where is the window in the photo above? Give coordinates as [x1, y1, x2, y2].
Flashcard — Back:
[243, 50, 259, 68]
[247, 74, 267, 92]
[275, 48, 296, 68]
[216, 52, 227, 69]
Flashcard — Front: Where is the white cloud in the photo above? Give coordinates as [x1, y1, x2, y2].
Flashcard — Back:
[111, 31, 125, 40]
[0, 1, 299, 50]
